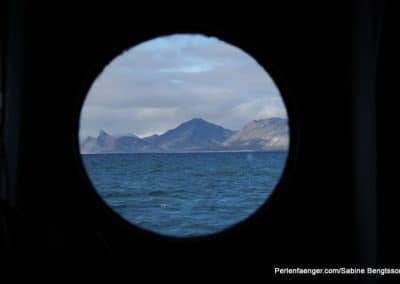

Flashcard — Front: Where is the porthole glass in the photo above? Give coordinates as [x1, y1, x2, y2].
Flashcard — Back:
[79, 34, 289, 237]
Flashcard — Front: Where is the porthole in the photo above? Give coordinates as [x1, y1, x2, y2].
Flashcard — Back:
[79, 34, 289, 237]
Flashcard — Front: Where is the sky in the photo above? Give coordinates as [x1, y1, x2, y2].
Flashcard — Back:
[79, 34, 287, 139]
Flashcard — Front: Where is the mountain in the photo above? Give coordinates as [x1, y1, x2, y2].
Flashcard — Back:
[80, 117, 289, 154]
[222, 118, 289, 151]
[146, 118, 235, 151]
[114, 135, 149, 152]
[80, 130, 149, 154]
[143, 134, 160, 144]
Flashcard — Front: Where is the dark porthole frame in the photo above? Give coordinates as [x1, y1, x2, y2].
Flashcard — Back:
[72, 30, 299, 243]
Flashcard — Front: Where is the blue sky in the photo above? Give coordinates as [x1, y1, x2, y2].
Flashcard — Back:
[79, 34, 287, 139]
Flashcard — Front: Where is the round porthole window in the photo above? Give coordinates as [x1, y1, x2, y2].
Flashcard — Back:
[79, 34, 289, 237]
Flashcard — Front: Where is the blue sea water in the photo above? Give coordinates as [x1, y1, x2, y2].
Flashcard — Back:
[82, 152, 287, 237]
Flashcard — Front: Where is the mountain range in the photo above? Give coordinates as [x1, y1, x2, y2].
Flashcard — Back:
[80, 117, 289, 154]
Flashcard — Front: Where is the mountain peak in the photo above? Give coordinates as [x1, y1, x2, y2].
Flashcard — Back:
[175, 118, 234, 133]
[176, 118, 216, 130]
[152, 118, 235, 151]
[191, 117, 205, 122]
[186, 118, 208, 124]
[98, 129, 109, 137]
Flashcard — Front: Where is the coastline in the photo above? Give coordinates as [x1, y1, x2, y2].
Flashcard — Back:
[81, 150, 289, 155]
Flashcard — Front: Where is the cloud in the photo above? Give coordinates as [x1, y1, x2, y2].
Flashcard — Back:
[79, 34, 287, 138]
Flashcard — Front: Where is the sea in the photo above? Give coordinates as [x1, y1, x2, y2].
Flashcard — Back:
[82, 151, 287, 237]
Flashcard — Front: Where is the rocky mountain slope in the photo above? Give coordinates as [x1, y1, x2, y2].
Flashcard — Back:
[222, 118, 289, 151]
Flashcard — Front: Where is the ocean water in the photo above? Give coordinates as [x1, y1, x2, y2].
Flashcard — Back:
[82, 152, 287, 237]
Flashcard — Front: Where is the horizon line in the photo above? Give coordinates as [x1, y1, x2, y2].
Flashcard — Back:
[81, 116, 288, 140]
[81, 149, 289, 155]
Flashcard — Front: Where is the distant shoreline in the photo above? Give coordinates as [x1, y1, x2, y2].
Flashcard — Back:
[81, 150, 288, 155]
[81, 117, 289, 155]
